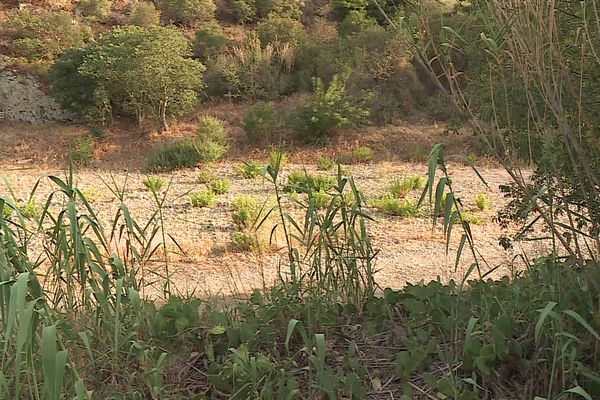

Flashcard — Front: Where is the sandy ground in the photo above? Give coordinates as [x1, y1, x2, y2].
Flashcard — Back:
[0, 119, 551, 298]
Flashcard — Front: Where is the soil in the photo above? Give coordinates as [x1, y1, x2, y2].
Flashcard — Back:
[0, 117, 549, 299]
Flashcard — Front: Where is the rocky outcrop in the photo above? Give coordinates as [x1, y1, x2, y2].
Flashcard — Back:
[0, 69, 72, 123]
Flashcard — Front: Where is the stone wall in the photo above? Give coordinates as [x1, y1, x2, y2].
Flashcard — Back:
[0, 70, 72, 123]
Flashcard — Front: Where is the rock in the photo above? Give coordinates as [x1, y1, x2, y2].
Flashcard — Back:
[0, 69, 72, 123]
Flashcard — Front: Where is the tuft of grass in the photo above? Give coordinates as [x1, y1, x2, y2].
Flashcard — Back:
[371, 195, 422, 217]
[189, 190, 216, 208]
[197, 167, 216, 184]
[210, 178, 231, 195]
[352, 146, 374, 163]
[285, 171, 336, 194]
[388, 176, 426, 198]
[235, 161, 265, 179]
[268, 149, 288, 169]
[318, 156, 335, 171]
[231, 195, 261, 230]
[231, 231, 262, 252]
[143, 176, 165, 193]
[475, 193, 491, 211]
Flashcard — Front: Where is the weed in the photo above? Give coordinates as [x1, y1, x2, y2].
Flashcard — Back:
[210, 178, 230, 195]
[285, 171, 336, 194]
[80, 187, 101, 203]
[189, 190, 216, 208]
[1, 200, 12, 219]
[20, 199, 40, 219]
[231, 195, 262, 230]
[352, 146, 374, 163]
[388, 176, 426, 198]
[147, 138, 201, 172]
[268, 149, 288, 169]
[371, 195, 421, 217]
[475, 193, 491, 211]
[318, 157, 335, 171]
[197, 167, 216, 183]
[235, 162, 265, 179]
[143, 176, 165, 193]
[231, 231, 262, 251]
[244, 102, 279, 143]
[71, 134, 95, 165]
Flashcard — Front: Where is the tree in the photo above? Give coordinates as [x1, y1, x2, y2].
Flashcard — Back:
[52, 26, 205, 131]
[158, 0, 216, 26]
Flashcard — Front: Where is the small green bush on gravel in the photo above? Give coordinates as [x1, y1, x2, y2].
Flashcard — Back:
[189, 190, 216, 208]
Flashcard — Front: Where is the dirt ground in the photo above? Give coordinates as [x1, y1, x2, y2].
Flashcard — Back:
[0, 118, 550, 298]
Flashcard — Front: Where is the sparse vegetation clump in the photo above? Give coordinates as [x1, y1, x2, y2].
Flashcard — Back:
[147, 138, 202, 172]
[475, 192, 491, 211]
[142, 176, 165, 193]
[235, 161, 264, 179]
[189, 189, 216, 208]
[243, 102, 279, 143]
[351, 146, 373, 163]
[71, 135, 95, 165]
[285, 171, 336, 194]
[130, 1, 161, 26]
[210, 178, 231, 194]
[318, 156, 335, 171]
[388, 175, 425, 198]
[371, 195, 421, 217]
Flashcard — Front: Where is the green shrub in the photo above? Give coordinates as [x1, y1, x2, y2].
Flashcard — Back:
[257, 15, 305, 47]
[285, 171, 336, 193]
[388, 176, 426, 198]
[71, 135, 95, 165]
[371, 196, 421, 217]
[189, 190, 216, 208]
[193, 21, 231, 60]
[352, 146, 373, 163]
[255, 0, 304, 19]
[461, 212, 484, 225]
[2, 201, 13, 219]
[229, 0, 256, 23]
[475, 193, 491, 211]
[78, 0, 112, 19]
[308, 189, 331, 209]
[235, 162, 265, 179]
[130, 1, 161, 26]
[197, 167, 216, 183]
[20, 199, 41, 220]
[142, 176, 165, 193]
[196, 140, 228, 163]
[3, 9, 92, 66]
[231, 196, 262, 230]
[210, 178, 231, 195]
[158, 0, 216, 26]
[196, 116, 229, 162]
[290, 74, 370, 143]
[318, 157, 335, 171]
[147, 138, 201, 172]
[243, 103, 279, 143]
[231, 231, 261, 251]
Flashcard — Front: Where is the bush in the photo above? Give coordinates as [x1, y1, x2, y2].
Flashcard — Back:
[78, 0, 112, 19]
[371, 196, 421, 217]
[256, 0, 304, 19]
[388, 176, 425, 198]
[142, 176, 165, 193]
[290, 74, 370, 143]
[210, 178, 231, 195]
[147, 139, 201, 172]
[189, 190, 216, 208]
[193, 21, 231, 60]
[158, 0, 216, 26]
[318, 157, 335, 171]
[243, 103, 279, 143]
[229, 0, 256, 23]
[130, 1, 161, 26]
[475, 193, 491, 211]
[71, 135, 95, 165]
[352, 146, 373, 163]
[231, 196, 264, 230]
[257, 15, 306, 47]
[197, 115, 227, 143]
[285, 171, 336, 193]
[235, 162, 265, 179]
[3, 9, 92, 66]
[197, 167, 216, 183]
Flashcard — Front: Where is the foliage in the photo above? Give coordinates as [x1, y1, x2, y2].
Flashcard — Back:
[268, 149, 288, 169]
[189, 189, 216, 208]
[231, 231, 262, 251]
[196, 116, 229, 161]
[78, 0, 112, 19]
[388, 176, 425, 198]
[235, 161, 265, 179]
[371, 195, 421, 217]
[2, 9, 92, 67]
[228, 0, 256, 23]
[158, 0, 216, 26]
[142, 176, 165, 193]
[290, 74, 369, 143]
[147, 138, 202, 172]
[210, 178, 231, 195]
[19, 199, 40, 220]
[193, 20, 231, 60]
[52, 26, 205, 130]
[243, 102, 279, 143]
[129, 1, 161, 26]
[351, 146, 373, 163]
[285, 171, 336, 194]
[204, 34, 294, 99]
[318, 157, 335, 171]
[197, 167, 216, 183]
[70, 135, 95, 165]
[475, 193, 490, 211]
[231, 195, 266, 230]
[257, 15, 306, 48]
